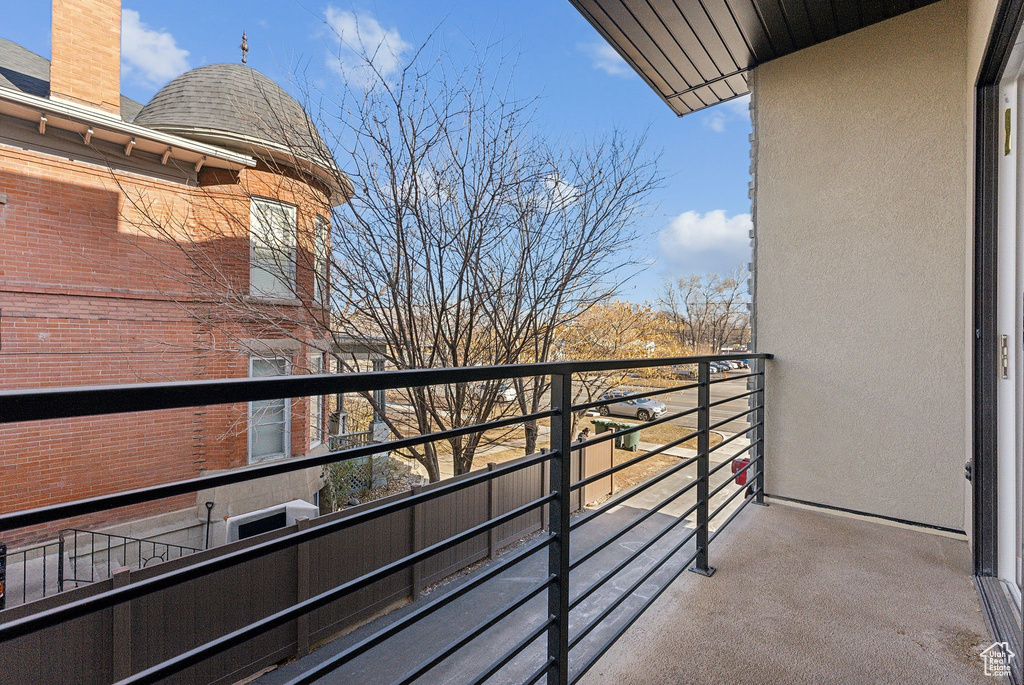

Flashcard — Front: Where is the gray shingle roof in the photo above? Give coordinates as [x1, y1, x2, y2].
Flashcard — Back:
[133, 64, 330, 167]
[0, 37, 143, 121]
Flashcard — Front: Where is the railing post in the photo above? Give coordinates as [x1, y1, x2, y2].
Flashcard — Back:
[411, 484, 424, 599]
[296, 516, 311, 656]
[487, 462, 498, 560]
[753, 357, 767, 506]
[547, 372, 572, 685]
[111, 568, 132, 681]
[690, 361, 716, 577]
[0, 542, 6, 610]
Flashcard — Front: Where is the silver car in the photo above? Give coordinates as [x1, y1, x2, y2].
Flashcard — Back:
[598, 391, 668, 421]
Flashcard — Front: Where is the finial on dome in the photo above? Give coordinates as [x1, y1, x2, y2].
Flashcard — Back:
[240, 31, 248, 65]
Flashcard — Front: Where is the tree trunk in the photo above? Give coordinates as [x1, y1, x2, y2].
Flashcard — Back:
[523, 420, 538, 456]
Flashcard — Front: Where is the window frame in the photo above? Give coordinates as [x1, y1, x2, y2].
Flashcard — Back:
[309, 353, 324, 449]
[313, 214, 329, 303]
[249, 197, 298, 298]
[248, 355, 292, 464]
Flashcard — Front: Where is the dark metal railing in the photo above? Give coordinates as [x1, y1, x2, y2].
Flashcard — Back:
[60, 528, 200, 586]
[328, 428, 375, 451]
[0, 352, 771, 684]
[0, 539, 63, 609]
[0, 528, 199, 610]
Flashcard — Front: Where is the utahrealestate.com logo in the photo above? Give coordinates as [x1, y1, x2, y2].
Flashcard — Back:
[980, 641, 1016, 677]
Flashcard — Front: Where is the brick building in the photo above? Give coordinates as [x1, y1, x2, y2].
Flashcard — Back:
[0, 0, 354, 556]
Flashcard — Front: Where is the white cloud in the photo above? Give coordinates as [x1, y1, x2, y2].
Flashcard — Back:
[725, 94, 751, 115]
[543, 173, 579, 208]
[577, 41, 633, 77]
[121, 9, 190, 88]
[658, 210, 751, 271]
[701, 94, 750, 133]
[324, 7, 410, 89]
[704, 115, 725, 133]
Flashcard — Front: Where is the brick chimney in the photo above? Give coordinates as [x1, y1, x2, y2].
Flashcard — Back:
[50, 0, 122, 116]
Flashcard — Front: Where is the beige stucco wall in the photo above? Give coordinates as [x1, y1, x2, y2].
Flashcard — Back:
[754, 0, 973, 530]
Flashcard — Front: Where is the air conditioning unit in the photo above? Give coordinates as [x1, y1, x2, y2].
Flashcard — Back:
[224, 499, 318, 544]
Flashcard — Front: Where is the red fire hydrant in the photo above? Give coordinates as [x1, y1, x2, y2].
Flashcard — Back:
[732, 458, 750, 486]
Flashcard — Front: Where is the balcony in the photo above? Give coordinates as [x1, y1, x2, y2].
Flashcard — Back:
[0, 354, 1001, 684]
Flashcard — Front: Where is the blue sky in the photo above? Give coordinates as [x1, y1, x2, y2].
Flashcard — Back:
[7, 1, 752, 301]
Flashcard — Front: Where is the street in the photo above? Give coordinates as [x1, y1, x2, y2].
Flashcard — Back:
[611, 374, 757, 434]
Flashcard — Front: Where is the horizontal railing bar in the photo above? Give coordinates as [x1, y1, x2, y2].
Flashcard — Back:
[570, 429, 699, 491]
[116, 494, 556, 684]
[708, 487, 761, 544]
[708, 461, 762, 522]
[0, 354, 771, 424]
[570, 455, 699, 532]
[570, 477, 700, 572]
[707, 371, 761, 385]
[570, 382, 699, 412]
[707, 454, 759, 500]
[0, 411, 554, 532]
[392, 576, 556, 685]
[523, 658, 555, 685]
[467, 616, 556, 685]
[283, 534, 555, 684]
[708, 388, 758, 408]
[707, 440, 760, 479]
[575, 405, 701, 451]
[707, 422, 760, 455]
[570, 500, 700, 611]
[568, 521, 702, 650]
[568, 545, 702, 685]
[708, 404, 760, 432]
[0, 456, 554, 643]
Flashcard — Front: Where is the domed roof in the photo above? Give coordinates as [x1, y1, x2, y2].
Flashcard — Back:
[134, 64, 334, 174]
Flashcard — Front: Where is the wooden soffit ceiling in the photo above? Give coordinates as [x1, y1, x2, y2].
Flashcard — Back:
[569, 0, 939, 115]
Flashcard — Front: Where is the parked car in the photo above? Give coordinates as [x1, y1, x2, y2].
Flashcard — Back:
[472, 383, 517, 402]
[598, 391, 668, 421]
[672, 364, 698, 379]
[674, 364, 727, 379]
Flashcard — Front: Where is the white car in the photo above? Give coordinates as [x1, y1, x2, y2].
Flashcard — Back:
[473, 383, 517, 402]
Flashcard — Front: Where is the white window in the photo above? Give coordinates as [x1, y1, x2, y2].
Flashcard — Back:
[309, 354, 324, 448]
[249, 356, 291, 463]
[313, 215, 329, 303]
[250, 198, 297, 297]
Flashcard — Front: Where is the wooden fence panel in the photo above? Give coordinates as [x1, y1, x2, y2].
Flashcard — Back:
[0, 449, 612, 683]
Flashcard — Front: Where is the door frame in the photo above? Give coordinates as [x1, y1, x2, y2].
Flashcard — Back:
[974, 4, 1024, 680]
[973, 0, 1024, 578]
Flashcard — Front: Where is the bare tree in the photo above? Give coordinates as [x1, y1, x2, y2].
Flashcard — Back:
[659, 269, 750, 354]
[111, 31, 662, 482]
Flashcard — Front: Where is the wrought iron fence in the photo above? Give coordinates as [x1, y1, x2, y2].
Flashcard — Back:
[0, 353, 770, 684]
[60, 528, 200, 586]
[0, 529, 200, 610]
[0, 539, 63, 609]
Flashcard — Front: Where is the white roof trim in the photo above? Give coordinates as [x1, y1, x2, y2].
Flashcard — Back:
[0, 86, 256, 169]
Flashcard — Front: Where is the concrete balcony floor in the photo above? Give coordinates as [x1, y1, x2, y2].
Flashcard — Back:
[581, 502, 992, 685]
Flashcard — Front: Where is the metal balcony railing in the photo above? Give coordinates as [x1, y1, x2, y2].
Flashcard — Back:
[0, 353, 770, 684]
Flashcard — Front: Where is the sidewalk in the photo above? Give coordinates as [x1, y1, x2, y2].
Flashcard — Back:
[429, 425, 750, 480]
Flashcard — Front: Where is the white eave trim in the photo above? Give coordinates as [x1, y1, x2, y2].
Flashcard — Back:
[149, 125, 352, 204]
[0, 87, 256, 170]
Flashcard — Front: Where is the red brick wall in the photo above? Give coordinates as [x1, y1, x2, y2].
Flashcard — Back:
[50, 0, 122, 115]
[0, 144, 331, 545]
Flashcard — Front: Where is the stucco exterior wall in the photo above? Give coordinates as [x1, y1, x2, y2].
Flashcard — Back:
[754, 0, 971, 530]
